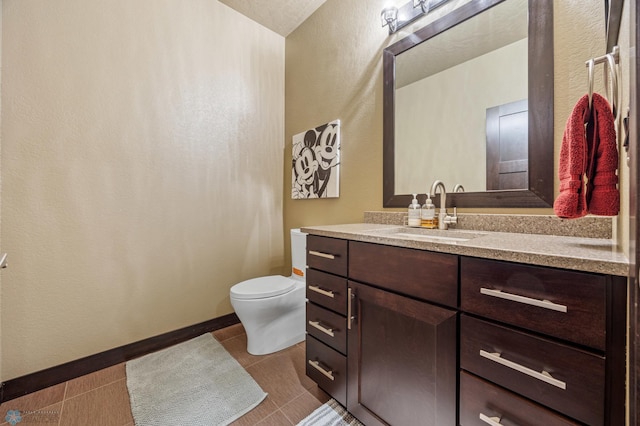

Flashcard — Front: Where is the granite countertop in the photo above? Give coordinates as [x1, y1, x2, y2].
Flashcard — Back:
[300, 223, 629, 277]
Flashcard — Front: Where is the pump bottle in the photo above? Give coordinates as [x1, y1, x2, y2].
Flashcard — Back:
[408, 193, 421, 227]
[421, 194, 438, 229]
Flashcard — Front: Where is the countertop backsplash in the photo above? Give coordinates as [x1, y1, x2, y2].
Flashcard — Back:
[363, 211, 612, 239]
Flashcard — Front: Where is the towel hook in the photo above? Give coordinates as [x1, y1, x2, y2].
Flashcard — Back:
[587, 58, 595, 113]
[585, 46, 620, 122]
[606, 52, 618, 120]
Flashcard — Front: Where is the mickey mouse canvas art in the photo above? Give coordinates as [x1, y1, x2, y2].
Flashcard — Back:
[292, 119, 340, 199]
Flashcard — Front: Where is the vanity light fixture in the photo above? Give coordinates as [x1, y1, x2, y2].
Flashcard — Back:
[381, 6, 399, 34]
[413, 0, 430, 14]
[382, 0, 450, 35]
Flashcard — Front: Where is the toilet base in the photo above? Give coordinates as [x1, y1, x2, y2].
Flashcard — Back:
[231, 282, 306, 356]
[247, 331, 305, 356]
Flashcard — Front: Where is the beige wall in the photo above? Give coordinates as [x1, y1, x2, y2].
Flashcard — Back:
[1, 0, 285, 380]
[284, 0, 387, 234]
[285, 0, 627, 260]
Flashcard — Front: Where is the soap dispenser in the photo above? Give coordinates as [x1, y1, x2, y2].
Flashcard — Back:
[421, 194, 437, 229]
[408, 193, 421, 227]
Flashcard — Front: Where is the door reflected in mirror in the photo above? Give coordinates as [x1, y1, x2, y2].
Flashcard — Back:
[485, 99, 528, 191]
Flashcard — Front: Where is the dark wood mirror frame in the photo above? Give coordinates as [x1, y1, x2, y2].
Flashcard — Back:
[605, 0, 624, 52]
[383, 0, 554, 208]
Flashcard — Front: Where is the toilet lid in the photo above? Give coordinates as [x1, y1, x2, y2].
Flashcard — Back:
[230, 275, 296, 300]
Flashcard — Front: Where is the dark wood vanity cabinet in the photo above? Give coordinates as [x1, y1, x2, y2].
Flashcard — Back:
[306, 237, 459, 425]
[460, 257, 627, 426]
[305, 235, 626, 426]
[347, 241, 458, 426]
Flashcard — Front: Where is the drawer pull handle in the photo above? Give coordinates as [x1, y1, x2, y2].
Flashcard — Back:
[347, 287, 354, 330]
[308, 320, 335, 337]
[309, 250, 336, 260]
[480, 288, 568, 313]
[479, 350, 566, 390]
[308, 360, 335, 381]
[308, 285, 335, 298]
[479, 414, 503, 426]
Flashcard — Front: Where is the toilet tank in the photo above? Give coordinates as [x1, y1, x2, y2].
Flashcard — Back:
[290, 229, 307, 282]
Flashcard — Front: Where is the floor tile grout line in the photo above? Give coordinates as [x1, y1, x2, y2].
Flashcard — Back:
[281, 409, 296, 426]
[222, 334, 277, 369]
[212, 325, 245, 343]
[213, 333, 245, 343]
[279, 392, 309, 425]
[1, 384, 68, 426]
[240, 353, 275, 370]
[276, 384, 312, 412]
[57, 396, 65, 426]
[261, 408, 294, 426]
[281, 390, 306, 410]
[57, 382, 68, 426]
[62, 377, 128, 403]
[284, 408, 297, 426]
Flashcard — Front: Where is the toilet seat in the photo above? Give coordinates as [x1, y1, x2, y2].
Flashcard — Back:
[230, 275, 296, 300]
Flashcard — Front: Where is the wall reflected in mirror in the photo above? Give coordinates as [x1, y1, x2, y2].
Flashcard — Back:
[394, 0, 528, 195]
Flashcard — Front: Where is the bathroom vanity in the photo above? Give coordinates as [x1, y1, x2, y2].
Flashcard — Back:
[303, 222, 628, 426]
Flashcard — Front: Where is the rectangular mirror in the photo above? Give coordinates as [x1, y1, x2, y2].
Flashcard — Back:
[383, 0, 554, 208]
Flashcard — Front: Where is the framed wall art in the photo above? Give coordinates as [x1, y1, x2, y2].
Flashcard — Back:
[291, 119, 340, 199]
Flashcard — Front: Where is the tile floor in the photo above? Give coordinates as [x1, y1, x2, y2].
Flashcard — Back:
[0, 323, 330, 426]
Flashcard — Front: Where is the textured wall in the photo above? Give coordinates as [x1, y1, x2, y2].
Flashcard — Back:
[284, 0, 624, 262]
[1, 0, 284, 380]
[284, 0, 389, 233]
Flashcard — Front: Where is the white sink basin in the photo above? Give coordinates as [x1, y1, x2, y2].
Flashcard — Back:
[394, 232, 475, 242]
[368, 227, 487, 243]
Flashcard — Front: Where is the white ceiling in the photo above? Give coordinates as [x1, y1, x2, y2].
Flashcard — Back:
[219, 0, 327, 37]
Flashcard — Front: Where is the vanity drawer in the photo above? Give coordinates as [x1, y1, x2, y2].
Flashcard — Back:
[306, 335, 347, 407]
[307, 236, 348, 277]
[460, 315, 605, 426]
[460, 257, 607, 350]
[306, 302, 347, 354]
[349, 241, 458, 308]
[460, 371, 579, 426]
[306, 269, 347, 315]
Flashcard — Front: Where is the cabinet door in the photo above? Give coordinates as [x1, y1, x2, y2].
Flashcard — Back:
[347, 281, 457, 426]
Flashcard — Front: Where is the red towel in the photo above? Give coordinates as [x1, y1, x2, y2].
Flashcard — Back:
[554, 93, 619, 218]
[586, 94, 619, 215]
[554, 95, 590, 218]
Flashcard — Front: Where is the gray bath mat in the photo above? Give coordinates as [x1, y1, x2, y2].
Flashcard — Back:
[126, 333, 267, 425]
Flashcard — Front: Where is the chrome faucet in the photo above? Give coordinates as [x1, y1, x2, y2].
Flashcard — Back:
[430, 180, 458, 230]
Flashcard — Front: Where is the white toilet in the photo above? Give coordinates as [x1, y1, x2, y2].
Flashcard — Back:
[230, 229, 307, 355]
